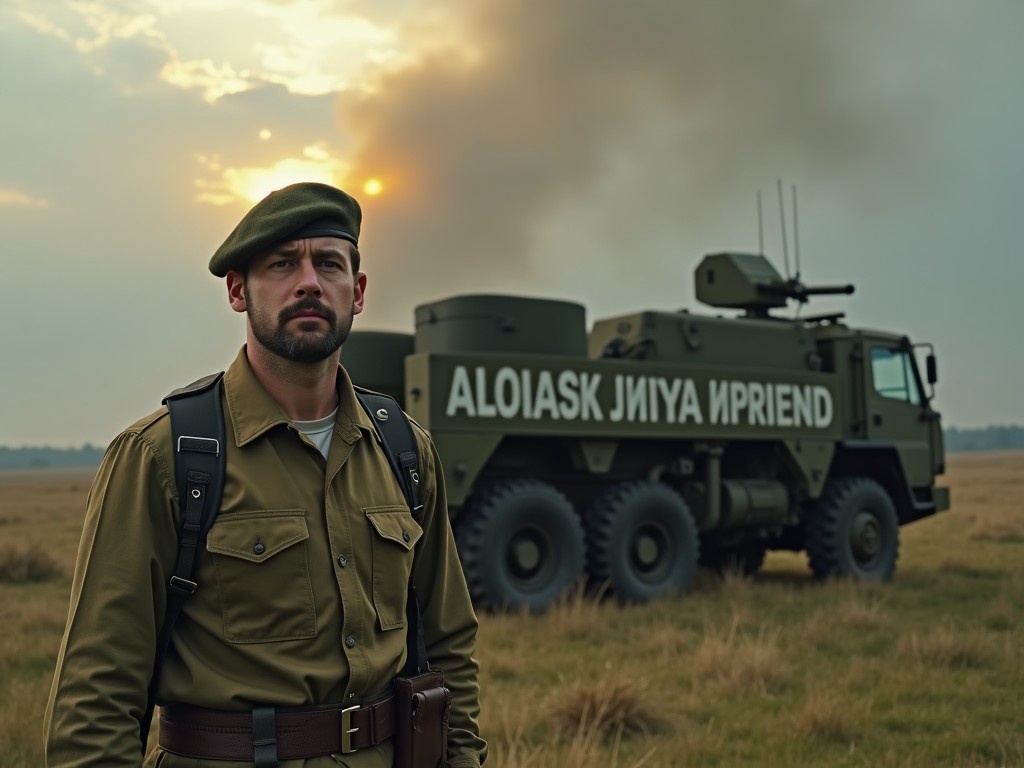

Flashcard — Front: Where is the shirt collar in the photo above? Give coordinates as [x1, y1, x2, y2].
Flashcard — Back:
[223, 346, 376, 447]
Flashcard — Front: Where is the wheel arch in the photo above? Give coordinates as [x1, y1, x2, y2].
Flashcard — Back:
[828, 441, 918, 524]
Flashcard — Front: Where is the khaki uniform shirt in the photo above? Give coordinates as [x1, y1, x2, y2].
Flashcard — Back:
[45, 348, 486, 768]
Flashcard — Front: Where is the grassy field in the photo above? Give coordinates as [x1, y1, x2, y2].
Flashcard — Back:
[1, 454, 1022, 767]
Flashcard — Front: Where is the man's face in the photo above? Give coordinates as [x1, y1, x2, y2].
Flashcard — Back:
[227, 237, 366, 363]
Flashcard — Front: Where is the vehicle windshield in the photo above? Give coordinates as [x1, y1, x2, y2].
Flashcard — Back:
[870, 346, 921, 405]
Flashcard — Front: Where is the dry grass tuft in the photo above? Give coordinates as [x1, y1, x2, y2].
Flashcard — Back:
[814, 581, 888, 633]
[793, 685, 858, 744]
[0, 634, 19, 669]
[639, 622, 694, 664]
[0, 674, 58, 765]
[484, 701, 546, 768]
[484, 654, 521, 682]
[549, 676, 667, 740]
[967, 516, 1024, 542]
[691, 616, 788, 694]
[802, 580, 889, 648]
[715, 567, 761, 594]
[545, 580, 608, 640]
[485, 696, 658, 768]
[559, 729, 658, 768]
[981, 594, 1018, 631]
[897, 626, 992, 669]
[0, 543, 63, 583]
[14, 602, 68, 634]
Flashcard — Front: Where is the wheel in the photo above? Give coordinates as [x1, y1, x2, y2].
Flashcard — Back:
[455, 480, 585, 612]
[587, 481, 699, 603]
[805, 476, 899, 581]
[700, 538, 767, 577]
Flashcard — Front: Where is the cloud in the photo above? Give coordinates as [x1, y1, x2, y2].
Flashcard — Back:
[68, 4, 161, 54]
[195, 143, 351, 205]
[8, 0, 400, 103]
[152, 0, 401, 100]
[161, 55, 254, 101]
[13, 9, 73, 41]
[0, 188, 49, 207]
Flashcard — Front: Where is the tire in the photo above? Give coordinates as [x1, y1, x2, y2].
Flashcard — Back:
[805, 476, 900, 581]
[700, 538, 767, 577]
[455, 480, 585, 612]
[587, 481, 699, 603]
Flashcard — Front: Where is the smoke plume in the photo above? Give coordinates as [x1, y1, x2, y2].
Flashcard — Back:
[338, 0, 955, 325]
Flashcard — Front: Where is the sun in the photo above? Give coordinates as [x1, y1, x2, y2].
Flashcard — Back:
[196, 148, 365, 207]
[233, 164, 337, 204]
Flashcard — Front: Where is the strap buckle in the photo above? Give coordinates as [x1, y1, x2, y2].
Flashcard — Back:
[168, 575, 198, 595]
[177, 435, 220, 456]
[340, 705, 360, 754]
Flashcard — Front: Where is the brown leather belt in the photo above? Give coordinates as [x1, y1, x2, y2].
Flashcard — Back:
[158, 697, 396, 760]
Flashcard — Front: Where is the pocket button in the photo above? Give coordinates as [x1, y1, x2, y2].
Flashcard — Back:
[345, 635, 357, 648]
[253, 542, 266, 555]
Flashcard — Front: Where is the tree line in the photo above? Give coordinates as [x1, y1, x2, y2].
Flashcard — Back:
[0, 445, 106, 470]
[1, 426, 1023, 470]
[943, 425, 1024, 453]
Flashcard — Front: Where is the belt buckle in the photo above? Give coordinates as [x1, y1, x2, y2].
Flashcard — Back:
[340, 705, 360, 754]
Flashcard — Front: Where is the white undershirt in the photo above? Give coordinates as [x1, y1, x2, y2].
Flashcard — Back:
[293, 408, 339, 459]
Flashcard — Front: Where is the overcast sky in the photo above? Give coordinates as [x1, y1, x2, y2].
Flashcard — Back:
[1, 0, 1022, 447]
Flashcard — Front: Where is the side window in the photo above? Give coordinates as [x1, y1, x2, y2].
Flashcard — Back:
[870, 347, 921, 405]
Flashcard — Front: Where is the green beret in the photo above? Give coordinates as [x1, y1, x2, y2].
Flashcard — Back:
[209, 182, 362, 276]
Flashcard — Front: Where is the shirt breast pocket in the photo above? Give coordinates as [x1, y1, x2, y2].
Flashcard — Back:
[364, 506, 422, 631]
[206, 509, 316, 643]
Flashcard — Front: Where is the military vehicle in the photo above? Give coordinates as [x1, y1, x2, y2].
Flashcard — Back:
[343, 252, 949, 612]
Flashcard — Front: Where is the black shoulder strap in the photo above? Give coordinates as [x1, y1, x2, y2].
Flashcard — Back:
[354, 387, 428, 674]
[353, 387, 422, 518]
[140, 372, 226, 751]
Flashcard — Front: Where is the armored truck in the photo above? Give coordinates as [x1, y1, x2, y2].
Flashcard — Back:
[344, 252, 949, 611]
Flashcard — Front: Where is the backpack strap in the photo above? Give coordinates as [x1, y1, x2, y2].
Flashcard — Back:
[353, 387, 428, 674]
[141, 372, 226, 750]
[353, 387, 422, 518]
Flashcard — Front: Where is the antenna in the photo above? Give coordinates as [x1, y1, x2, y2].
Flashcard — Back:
[792, 183, 801, 279]
[777, 178, 790, 278]
[757, 189, 764, 255]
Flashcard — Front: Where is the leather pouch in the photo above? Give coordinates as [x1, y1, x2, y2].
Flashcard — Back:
[394, 670, 451, 768]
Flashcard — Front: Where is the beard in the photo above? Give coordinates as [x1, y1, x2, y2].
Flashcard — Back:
[245, 289, 355, 363]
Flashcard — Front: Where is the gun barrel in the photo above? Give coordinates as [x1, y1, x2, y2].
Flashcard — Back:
[802, 284, 855, 297]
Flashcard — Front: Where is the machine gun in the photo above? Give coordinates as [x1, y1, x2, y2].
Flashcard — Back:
[695, 252, 854, 320]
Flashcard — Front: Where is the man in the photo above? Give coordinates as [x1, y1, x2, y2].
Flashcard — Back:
[44, 182, 487, 768]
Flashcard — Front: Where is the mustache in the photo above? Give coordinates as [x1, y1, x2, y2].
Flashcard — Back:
[279, 298, 337, 324]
